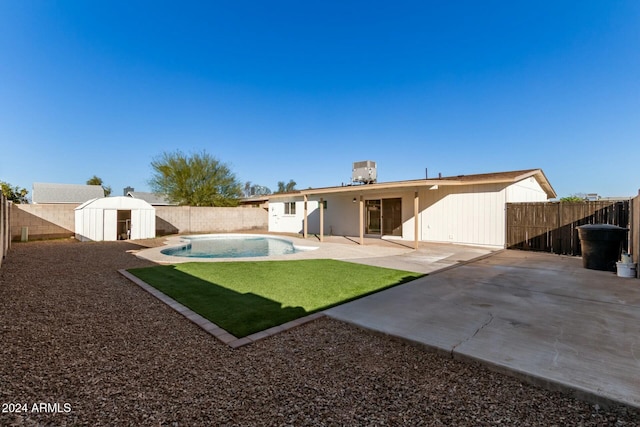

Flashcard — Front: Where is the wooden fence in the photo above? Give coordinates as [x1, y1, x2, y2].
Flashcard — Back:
[506, 200, 631, 256]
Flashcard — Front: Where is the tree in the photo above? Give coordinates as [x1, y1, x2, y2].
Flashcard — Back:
[0, 181, 29, 203]
[560, 195, 585, 202]
[275, 179, 297, 193]
[149, 150, 243, 206]
[86, 175, 111, 197]
[251, 185, 272, 196]
[244, 181, 272, 197]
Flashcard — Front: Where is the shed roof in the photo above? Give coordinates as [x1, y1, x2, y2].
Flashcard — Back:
[33, 183, 105, 204]
[269, 169, 556, 199]
[75, 196, 155, 211]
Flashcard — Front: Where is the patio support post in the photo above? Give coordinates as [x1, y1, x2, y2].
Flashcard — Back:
[414, 190, 419, 250]
[303, 194, 308, 239]
[359, 195, 364, 245]
[319, 197, 324, 242]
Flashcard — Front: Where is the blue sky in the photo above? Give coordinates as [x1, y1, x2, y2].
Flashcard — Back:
[1, 1, 639, 199]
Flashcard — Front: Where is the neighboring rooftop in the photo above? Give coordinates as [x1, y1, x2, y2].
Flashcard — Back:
[239, 195, 270, 208]
[126, 191, 175, 206]
[32, 182, 105, 204]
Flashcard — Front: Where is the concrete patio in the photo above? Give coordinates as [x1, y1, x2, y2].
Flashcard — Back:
[135, 234, 640, 409]
[326, 249, 640, 409]
[135, 233, 495, 273]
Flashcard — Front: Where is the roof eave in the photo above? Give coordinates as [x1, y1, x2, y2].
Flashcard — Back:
[516, 169, 557, 199]
[267, 169, 557, 199]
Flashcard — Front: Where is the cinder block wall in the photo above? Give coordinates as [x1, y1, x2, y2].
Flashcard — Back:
[155, 206, 267, 235]
[9, 204, 269, 241]
[11, 204, 77, 241]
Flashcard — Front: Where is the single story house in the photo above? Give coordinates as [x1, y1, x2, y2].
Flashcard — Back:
[32, 182, 105, 204]
[239, 195, 270, 209]
[268, 169, 556, 248]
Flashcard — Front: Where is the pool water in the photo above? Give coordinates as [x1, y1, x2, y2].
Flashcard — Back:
[161, 235, 300, 258]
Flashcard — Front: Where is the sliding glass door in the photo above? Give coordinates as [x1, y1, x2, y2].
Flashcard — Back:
[382, 198, 402, 236]
[365, 198, 402, 236]
[365, 200, 381, 234]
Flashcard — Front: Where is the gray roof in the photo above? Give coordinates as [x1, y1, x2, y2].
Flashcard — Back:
[126, 191, 175, 206]
[32, 183, 105, 204]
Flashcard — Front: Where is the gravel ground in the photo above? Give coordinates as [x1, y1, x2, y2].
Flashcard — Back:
[0, 239, 638, 426]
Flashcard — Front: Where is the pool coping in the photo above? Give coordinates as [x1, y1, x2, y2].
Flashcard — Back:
[159, 233, 320, 260]
[118, 269, 325, 348]
[133, 233, 416, 264]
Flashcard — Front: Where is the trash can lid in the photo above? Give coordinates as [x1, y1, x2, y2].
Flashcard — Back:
[576, 224, 628, 231]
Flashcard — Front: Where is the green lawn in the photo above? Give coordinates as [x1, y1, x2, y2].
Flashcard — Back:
[128, 259, 422, 338]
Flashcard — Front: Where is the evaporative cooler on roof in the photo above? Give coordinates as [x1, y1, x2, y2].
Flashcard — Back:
[352, 161, 377, 184]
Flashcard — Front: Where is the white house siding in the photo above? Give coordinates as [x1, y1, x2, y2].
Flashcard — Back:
[268, 176, 550, 247]
[420, 183, 506, 247]
[269, 195, 362, 236]
[506, 176, 548, 202]
[315, 192, 411, 237]
[272, 192, 417, 238]
[420, 179, 548, 247]
[311, 194, 359, 236]
[269, 198, 317, 234]
[271, 188, 504, 245]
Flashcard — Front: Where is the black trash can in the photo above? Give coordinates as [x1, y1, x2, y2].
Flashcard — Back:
[577, 224, 628, 271]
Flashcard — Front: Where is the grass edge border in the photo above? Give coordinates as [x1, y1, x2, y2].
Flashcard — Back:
[118, 269, 325, 348]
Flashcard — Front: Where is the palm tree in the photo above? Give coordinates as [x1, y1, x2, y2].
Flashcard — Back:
[275, 179, 297, 193]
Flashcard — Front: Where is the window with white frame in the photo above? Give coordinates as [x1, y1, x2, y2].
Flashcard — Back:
[284, 202, 296, 215]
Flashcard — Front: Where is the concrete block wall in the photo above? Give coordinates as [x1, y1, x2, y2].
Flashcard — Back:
[155, 206, 267, 235]
[11, 204, 77, 241]
[9, 203, 267, 241]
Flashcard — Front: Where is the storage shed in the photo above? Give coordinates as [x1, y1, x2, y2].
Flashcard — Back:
[75, 196, 156, 242]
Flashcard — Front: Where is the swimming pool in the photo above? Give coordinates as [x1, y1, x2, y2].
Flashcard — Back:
[161, 234, 311, 258]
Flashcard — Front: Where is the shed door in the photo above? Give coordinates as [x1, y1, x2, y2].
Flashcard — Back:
[103, 209, 118, 241]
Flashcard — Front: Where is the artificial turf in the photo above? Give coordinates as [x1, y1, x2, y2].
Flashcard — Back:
[128, 259, 422, 338]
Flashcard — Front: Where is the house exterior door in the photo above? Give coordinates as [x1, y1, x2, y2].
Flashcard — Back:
[365, 200, 381, 234]
[366, 198, 402, 236]
[382, 198, 402, 236]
